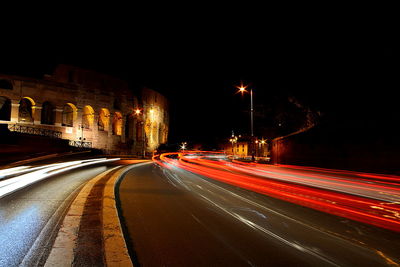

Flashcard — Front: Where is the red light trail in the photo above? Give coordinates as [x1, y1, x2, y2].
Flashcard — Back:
[154, 152, 400, 232]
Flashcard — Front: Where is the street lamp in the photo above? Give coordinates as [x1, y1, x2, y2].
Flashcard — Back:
[134, 108, 146, 158]
[180, 142, 187, 151]
[236, 82, 255, 161]
[229, 136, 238, 158]
[78, 124, 86, 148]
[256, 138, 267, 159]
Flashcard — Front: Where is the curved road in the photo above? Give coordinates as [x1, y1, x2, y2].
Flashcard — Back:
[118, 162, 400, 266]
[0, 164, 112, 266]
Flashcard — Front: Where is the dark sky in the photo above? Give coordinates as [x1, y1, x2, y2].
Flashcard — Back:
[1, 8, 397, 145]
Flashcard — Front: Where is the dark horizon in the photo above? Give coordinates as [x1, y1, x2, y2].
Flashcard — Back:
[1, 17, 397, 147]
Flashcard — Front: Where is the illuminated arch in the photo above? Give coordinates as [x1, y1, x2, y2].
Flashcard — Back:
[82, 105, 95, 129]
[112, 112, 122, 136]
[62, 103, 77, 127]
[24, 97, 35, 106]
[18, 97, 35, 122]
[98, 108, 110, 131]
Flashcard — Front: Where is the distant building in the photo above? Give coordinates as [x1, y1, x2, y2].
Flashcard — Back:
[140, 87, 169, 152]
[0, 65, 169, 155]
[220, 135, 269, 160]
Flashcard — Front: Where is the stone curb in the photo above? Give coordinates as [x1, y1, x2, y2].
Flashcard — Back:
[45, 161, 151, 266]
[103, 161, 152, 266]
[44, 167, 120, 267]
[103, 166, 134, 266]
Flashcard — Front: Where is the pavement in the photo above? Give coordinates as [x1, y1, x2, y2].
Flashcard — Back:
[44, 160, 148, 267]
[0, 164, 112, 266]
[0, 154, 147, 267]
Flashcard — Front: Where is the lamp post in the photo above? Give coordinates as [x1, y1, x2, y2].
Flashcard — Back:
[229, 135, 237, 158]
[236, 82, 255, 161]
[78, 124, 86, 148]
[134, 108, 146, 158]
[257, 138, 266, 159]
[180, 142, 187, 152]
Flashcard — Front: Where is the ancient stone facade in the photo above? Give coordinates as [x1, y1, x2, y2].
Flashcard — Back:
[0, 65, 169, 155]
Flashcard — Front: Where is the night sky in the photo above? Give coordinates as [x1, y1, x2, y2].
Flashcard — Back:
[1, 9, 397, 147]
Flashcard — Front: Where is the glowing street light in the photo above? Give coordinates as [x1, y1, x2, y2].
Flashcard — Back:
[134, 107, 146, 158]
[181, 142, 187, 151]
[256, 138, 267, 158]
[235, 82, 255, 161]
[237, 83, 248, 95]
[229, 136, 238, 157]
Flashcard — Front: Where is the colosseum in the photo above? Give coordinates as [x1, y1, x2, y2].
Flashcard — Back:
[0, 64, 169, 155]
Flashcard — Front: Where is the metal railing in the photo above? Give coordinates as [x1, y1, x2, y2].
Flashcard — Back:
[8, 124, 62, 139]
[69, 140, 92, 148]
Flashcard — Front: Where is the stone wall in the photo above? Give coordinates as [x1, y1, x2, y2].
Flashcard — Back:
[0, 65, 169, 155]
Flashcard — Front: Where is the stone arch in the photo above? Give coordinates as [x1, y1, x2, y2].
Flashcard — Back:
[112, 112, 122, 136]
[0, 96, 11, 121]
[0, 79, 13, 90]
[23, 97, 36, 106]
[41, 101, 55, 125]
[18, 97, 35, 122]
[98, 108, 110, 131]
[136, 121, 143, 141]
[125, 113, 135, 140]
[62, 103, 77, 127]
[82, 105, 95, 129]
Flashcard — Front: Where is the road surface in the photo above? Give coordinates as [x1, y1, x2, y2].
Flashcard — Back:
[118, 159, 400, 266]
[0, 161, 114, 266]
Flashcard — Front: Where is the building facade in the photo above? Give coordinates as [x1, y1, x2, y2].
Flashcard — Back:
[0, 65, 169, 155]
[221, 136, 269, 160]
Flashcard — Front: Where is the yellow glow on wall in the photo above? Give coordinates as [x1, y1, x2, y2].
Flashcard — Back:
[82, 105, 95, 129]
[99, 108, 110, 131]
[112, 112, 122, 136]
[144, 107, 167, 151]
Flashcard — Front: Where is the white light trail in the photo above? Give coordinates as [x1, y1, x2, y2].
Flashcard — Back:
[0, 158, 120, 199]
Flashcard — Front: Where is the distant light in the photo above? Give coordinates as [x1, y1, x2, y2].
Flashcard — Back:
[236, 82, 249, 95]
[180, 142, 188, 150]
[135, 108, 141, 115]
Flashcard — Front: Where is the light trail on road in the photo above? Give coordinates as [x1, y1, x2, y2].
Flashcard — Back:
[0, 158, 120, 199]
[155, 152, 400, 232]
[120, 157, 400, 266]
[0, 159, 120, 267]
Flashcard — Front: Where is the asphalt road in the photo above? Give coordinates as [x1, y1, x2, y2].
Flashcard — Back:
[118, 162, 400, 266]
[0, 165, 110, 267]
